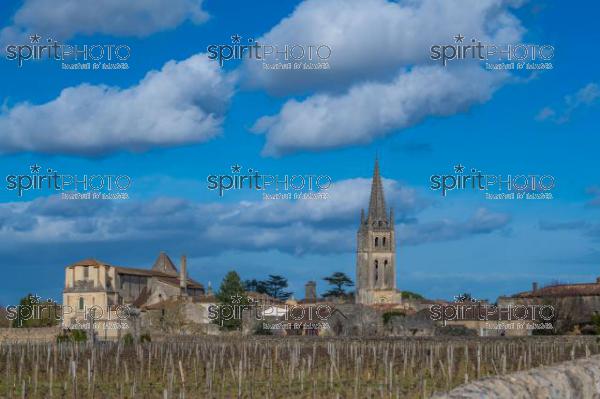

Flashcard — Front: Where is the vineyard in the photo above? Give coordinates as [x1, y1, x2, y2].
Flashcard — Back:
[1, 336, 599, 398]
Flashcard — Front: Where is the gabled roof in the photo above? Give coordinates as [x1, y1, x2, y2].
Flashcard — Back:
[151, 251, 178, 275]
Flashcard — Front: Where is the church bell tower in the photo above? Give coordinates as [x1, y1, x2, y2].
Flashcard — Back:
[356, 158, 401, 305]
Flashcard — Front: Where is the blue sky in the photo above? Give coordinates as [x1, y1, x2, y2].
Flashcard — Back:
[0, 0, 599, 305]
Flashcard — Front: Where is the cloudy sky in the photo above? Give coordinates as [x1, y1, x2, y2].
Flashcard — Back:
[0, 0, 598, 305]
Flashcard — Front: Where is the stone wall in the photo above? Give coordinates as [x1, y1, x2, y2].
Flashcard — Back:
[432, 354, 600, 398]
[0, 326, 60, 343]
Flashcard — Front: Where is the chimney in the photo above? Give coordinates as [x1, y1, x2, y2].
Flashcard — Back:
[532, 282, 538, 292]
[305, 281, 317, 302]
[180, 255, 187, 296]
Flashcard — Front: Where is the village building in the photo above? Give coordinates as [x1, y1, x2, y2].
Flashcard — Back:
[62, 252, 203, 339]
[498, 279, 600, 334]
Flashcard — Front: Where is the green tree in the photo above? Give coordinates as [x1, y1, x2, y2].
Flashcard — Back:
[56, 329, 87, 343]
[401, 291, 424, 300]
[591, 313, 600, 335]
[323, 272, 354, 298]
[245, 275, 292, 300]
[11, 294, 60, 328]
[244, 279, 268, 295]
[264, 275, 292, 300]
[215, 271, 248, 331]
[383, 310, 406, 325]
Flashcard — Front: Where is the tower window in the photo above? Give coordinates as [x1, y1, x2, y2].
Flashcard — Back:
[78, 297, 84, 310]
[384, 260, 388, 285]
[374, 237, 379, 247]
[374, 260, 379, 282]
[382, 237, 386, 247]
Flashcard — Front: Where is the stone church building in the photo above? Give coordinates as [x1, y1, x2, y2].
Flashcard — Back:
[62, 252, 204, 338]
[355, 158, 402, 305]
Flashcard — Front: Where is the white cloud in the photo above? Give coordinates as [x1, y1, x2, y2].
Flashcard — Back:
[399, 208, 511, 245]
[535, 107, 555, 121]
[242, 0, 523, 94]
[244, 0, 525, 155]
[1, 0, 208, 42]
[0, 54, 235, 155]
[253, 65, 505, 156]
[0, 178, 509, 256]
[536, 83, 600, 123]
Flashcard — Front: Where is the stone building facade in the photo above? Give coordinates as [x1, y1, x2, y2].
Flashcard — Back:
[498, 279, 600, 333]
[62, 252, 204, 339]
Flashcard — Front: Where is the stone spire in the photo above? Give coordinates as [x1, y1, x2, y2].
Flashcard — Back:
[367, 157, 388, 224]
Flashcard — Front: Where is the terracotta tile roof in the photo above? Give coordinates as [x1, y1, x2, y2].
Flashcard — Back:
[194, 295, 217, 303]
[131, 287, 152, 308]
[156, 276, 203, 290]
[245, 292, 283, 304]
[113, 266, 156, 276]
[514, 282, 600, 298]
[141, 298, 179, 310]
[68, 258, 106, 267]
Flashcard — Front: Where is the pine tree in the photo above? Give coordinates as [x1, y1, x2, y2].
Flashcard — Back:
[323, 272, 354, 298]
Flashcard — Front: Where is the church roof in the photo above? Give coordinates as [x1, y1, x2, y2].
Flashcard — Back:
[151, 251, 178, 276]
[367, 157, 388, 223]
[68, 258, 105, 267]
[68, 253, 204, 291]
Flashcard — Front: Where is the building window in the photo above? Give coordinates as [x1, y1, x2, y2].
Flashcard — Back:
[83, 266, 89, 279]
[374, 237, 379, 247]
[79, 297, 84, 310]
[374, 260, 379, 283]
[383, 260, 388, 285]
[382, 237, 386, 247]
